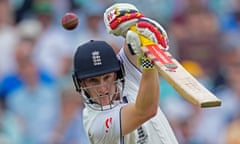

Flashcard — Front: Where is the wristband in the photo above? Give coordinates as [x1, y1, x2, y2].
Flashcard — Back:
[138, 56, 154, 70]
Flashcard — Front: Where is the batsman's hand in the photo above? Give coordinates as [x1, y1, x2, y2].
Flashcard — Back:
[135, 17, 169, 50]
[104, 3, 144, 36]
[126, 30, 155, 70]
[126, 17, 169, 57]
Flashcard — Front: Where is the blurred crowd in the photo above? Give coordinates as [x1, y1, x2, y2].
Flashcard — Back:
[0, 0, 240, 144]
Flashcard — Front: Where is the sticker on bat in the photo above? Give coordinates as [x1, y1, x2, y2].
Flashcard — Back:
[145, 44, 177, 71]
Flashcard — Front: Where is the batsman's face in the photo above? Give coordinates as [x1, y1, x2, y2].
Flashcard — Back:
[82, 72, 118, 105]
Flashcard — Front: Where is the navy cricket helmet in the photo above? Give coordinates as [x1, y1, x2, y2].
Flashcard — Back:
[73, 40, 124, 80]
[72, 40, 125, 110]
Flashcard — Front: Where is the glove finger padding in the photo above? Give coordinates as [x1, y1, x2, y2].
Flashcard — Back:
[126, 30, 142, 57]
[136, 17, 169, 50]
[104, 3, 144, 36]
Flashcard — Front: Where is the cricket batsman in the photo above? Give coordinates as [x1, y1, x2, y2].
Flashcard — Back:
[72, 3, 178, 144]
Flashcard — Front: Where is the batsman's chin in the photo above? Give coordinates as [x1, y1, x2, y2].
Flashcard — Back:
[98, 98, 112, 106]
[98, 94, 120, 106]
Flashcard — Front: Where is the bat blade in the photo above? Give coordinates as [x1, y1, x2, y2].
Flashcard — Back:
[142, 44, 221, 108]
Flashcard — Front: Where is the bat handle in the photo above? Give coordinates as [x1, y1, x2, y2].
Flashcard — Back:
[129, 25, 155, 46]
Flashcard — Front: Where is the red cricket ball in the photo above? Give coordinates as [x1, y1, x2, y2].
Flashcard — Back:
[61, 13, 79, 30]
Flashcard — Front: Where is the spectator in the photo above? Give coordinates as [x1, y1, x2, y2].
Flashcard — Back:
[0, 97, 23, 144]
[6, 38, 60, 144]
[0, 0, 19, 80]
[0, 36, 54, 98]
[169, 2, 221, 82]
[48, 80, 89, 144]
[193, 30, 240, 144]
[224, 115, 240, 144]
[31, 0, 73, 78]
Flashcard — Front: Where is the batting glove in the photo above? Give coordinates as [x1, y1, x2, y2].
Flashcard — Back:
[126, 30, 155, 70]
[136, 17, 169, 50]
[126, 18, 169, 69]
[127, 17, 169, 56]
[104, 3, 144, 36]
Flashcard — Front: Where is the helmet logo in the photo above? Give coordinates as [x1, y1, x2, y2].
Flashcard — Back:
[92, 51, 102, 66]
[107, 9, 118, 24]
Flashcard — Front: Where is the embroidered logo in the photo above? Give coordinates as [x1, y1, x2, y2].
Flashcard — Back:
[107, 9, 117, 23]
[92, 51, 102, 66]
[105, 117, 112, 133]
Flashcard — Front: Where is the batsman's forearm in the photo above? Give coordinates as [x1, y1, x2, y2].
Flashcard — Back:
[135, 68, 159, 117]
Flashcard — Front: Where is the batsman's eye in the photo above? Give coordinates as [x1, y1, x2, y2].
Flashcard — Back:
[103, 75, 113, 81]
[84, 73, 116, 87]
[85, 78, 99, 86]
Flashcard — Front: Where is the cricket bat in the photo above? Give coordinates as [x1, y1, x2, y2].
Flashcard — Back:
[130, 26, 222, 108]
